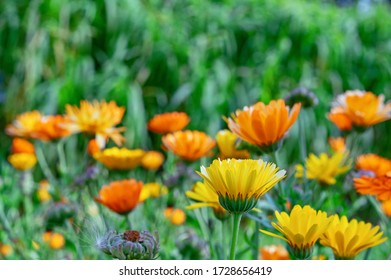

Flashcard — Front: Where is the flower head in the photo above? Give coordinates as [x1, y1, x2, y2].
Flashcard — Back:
[147, 112, 190, 134]
[216, 130, 250, 160]
[139, 183, 168, 202]
[0, 244, 13, 257]
[197, 159, 285, 213]
[356, 154, 391, 177]
[164, 207, 186, 225]
[259, 245, 290, 260]
[5, 111, 43, 139]
[35, 115, 71, 141]
[42, 231, 65, 250]
[11, 138, 35, 154]
[295, 152, 350, 185]
[328, 90, 391, 131]
[284, 87, 318, 108]
[354, 174, 391, 201]
[320, 215, 387, 259]
[95, 179, 143, 214]
[381, 200, 391, 217]
[65, 100, 125, 145]
[162, 130, 216, 161]
[37, 180, 51, 203]
[93, 147, 145, 170]
[8, 153, 37, 171]
[328, 137, 346, 153]
[260, 205, 332, 260]
[227, 99, 301, 150]
[141, 151, 165, 170]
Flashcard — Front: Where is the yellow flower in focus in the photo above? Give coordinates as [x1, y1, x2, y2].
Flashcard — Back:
[197, 159, 286, 213]
[139, 182, 168, 202]
[260, 205, 332, 260]
[320, 215, 387, 259]
[186, 182, 228, 219]
[354, 174, 391, 201]
[381, 200, 391, 217]
[141, 151, 165, 170]
[93, 147, 145, 170]
[328, 90, 391, 131]
[65, 100, 126, 146]
[162, 130, 216, 161]
[259, 245, 289, 260]
[328, 137, 346, 153]
[5, 111, 43, 139]
[356, 154, 391, 177]
[37, 180, 52, 203]
[0, 244, 13, 256]
[227, 99, 301, 150]
[164, 207, 186, 225]
[216, 130, 250, 159]
[42, 232, 65, 250]
[295, 152, 350, 185]
[147, 112, 190, 134]
[8, 153, 37, 171]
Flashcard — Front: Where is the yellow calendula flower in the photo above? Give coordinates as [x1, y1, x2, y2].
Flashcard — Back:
[197, 159, 285, 214]
[37, 180, 52, 203]
[216, 130, 250, 160]
[320, 215, 387, 259]
[260, 205, 332, 260]
[139, 182, 168, 202]
[93, 147, 145, 170]
[164, 207, 186, 225]
[42, 231, 65, 250]
[141, 151, 165, 170]
[5, 111, 43, 139]
[65, 100, 126, 146]
[8, 153, 37, 171]
[295, 152, 350, 185]
[186, 182, 228, 220]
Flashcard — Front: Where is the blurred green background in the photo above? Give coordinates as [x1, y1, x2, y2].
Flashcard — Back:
[1, 0, 391, 156]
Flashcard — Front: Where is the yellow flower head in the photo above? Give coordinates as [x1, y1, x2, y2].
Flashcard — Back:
[216, 130, 250, 160]
[37, 180, 52, 203]
[164, 207, 186, 225]
[42, 231, 65, 250]
[65, 100, 126, 146]
[328, 90, 391, 131]
[197, 159, 286, 213]
[141, 151, 165, 170]
[139, 182, 168, 202]
[260, 205, 332, 259]
[5, 111, 43, 139]
[8, 153, 37, 171]
[295, 152, 350, 185]
[93, 147, 145, 170]
[227, 99, 301, 150]
[320, 215, 387, 259]
[186, 182, 228, 220]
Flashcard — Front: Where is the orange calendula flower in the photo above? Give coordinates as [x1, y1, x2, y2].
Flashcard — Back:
[11, 138, 35, 154]
[354, 174, 391, 201]
[259, 245, 290, 260]
[147, 112, 190, 134]
[87, 139, 102, 156]
[381, 200, 391, 217]
[141, 151, 165, 170]
[227, 99, 301, 150]
[356, 154, 391, 177]
[42, 231, 65, 250]
[162, 130, 216, 161]
[164, 207, 186, 225]
[65, 100, 126, 146]
[95, 179, 143, 214]
[328, 137, 346, 153]
[0, 244, 13, 257]
[5, 111, 43, 139]
[36, 115, 72, 141]
[139, 182, 168, 202]
[328, 90, 391, 131]
[93, 147, 145, 170]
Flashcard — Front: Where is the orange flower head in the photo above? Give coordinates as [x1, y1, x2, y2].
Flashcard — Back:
[87, 139, 102, 156]
[0, 244, 13, 256]
[162, 130, 216, 161]
[164, 207, 186, 225]
[259, 245, 290, 260]
[147, 112, 190, 134]
[11, 138, 35, 154]
[95, 179, 143, 214]
[42, 231, 65, 250]
[93, 147, 145, 170]
[141, 151, 165, 170]
[328, 90, 391, 131]
[6, 111, 43, 139]
[328, 137, 346, 153]
[354, 174, 391, 201]
[227, 99, 301, 149]
[356, 154, 391, 177]
[36, 115, 72, 141]
[381, 200, 391, 217]
[65, 100, 126, 146]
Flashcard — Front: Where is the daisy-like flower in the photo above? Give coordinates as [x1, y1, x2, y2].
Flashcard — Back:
[139, 182, 168, 202]
[356, 154, 391, 177]
[95, 179, 143, 214]
[8, 138, 37, 171]
[216, 130, 250, 160]
[328, 90, 391, 131]
[6, 111, 43, 139]
[141, 151, 165, 170]
[162, 130, 216, 161]
[320, 215, 387, 259]
[93, 147, 145, 170]
[260, 205, 332, 260]
[295, 152, 351, 185]
[147, 112, 190, 134]
[354, 174, 391, 201]
[227, 99, 301, 152]
[197, 159, 285, 214]
[65, 100, 126, 146]
[186, 182, 228, 220]
[328, 137, 346, 153]
[259, 245, 290, 260]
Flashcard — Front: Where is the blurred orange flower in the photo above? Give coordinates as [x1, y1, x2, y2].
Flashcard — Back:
[87, 139, 102, 156]
[11, 138, 35, 154]
[227, 99, 301, 149]
[36, 115, 71, 141]
[354, 174, 391, 201]
[259, 245, 290, 260]
[95, 179, 143, 214]
[42, 231, 65, 250]
[65, 100, 125, 146]
[381, 200, 391, 217]
[328, 137, 346, 153]
[6, 111, 43, 139]
[164, 207, 186, 225]
[147, 112, 190, 134]
[328, 91, 391, 131]
[356, 154, 391, 177]
[93, 147, 145, 170]
[162, 130, 215, 161]
[0, 243, 13, 257]
[141, 151, 165, 170]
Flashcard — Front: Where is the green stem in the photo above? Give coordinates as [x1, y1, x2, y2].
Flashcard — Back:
[229, 213, 242, 260]
[126, 213, 132, 229]
[56, 140, 68, 176]
[363, 248, 372, 260]
[251, 221, 260, 260]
